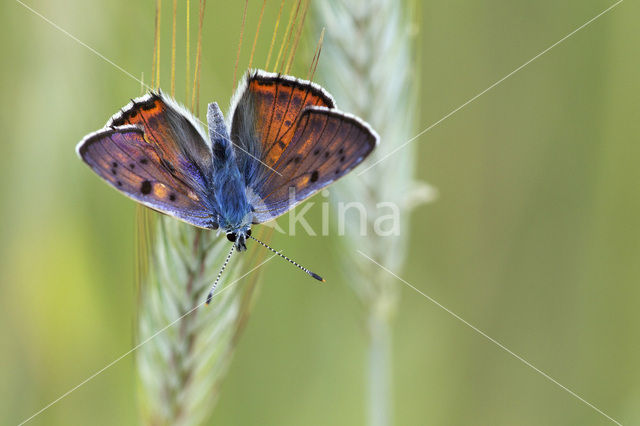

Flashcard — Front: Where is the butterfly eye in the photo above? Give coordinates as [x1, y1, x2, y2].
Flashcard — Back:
[246, 229, 252, 237]
[226, 233, 237, 242]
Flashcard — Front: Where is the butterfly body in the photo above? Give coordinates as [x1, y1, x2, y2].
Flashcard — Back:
[206, 102, 253, 249]
[77, 69, 379, 254]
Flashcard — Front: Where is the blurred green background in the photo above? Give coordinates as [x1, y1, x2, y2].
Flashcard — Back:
[1, 0, 638, 424]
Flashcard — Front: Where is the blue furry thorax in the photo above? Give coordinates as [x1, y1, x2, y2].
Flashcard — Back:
[212, 160, 251, 231]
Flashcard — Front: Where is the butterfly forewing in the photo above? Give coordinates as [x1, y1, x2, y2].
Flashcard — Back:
[109, 91, 213, 193]
[230, 70, 377, 223]
[230, 70, 336, 186]
[78, 126, 217, 229]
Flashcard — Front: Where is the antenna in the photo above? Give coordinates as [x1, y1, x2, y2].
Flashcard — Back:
[205, 244, 235, 305]
[249, 235, 325, 282]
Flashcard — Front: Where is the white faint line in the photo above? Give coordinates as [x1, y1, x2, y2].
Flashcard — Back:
[15, 0, 283, 177]
[17, 255, 276, 426]
[357, 250, 622, 426]
[358, 0, 624, 175]
[15, 0, 142, 84]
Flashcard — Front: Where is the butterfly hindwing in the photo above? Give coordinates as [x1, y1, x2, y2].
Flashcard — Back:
[248, 106, 378, 222]
[77, 126, 217, 229]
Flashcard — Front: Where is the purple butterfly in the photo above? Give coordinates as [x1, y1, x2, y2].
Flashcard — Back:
[77, 70, 378, 302]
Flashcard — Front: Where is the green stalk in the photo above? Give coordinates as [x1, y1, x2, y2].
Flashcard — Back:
[368, 311, 392, 426]
[136, 2, 264, 423]
[136, 217, 260, 426]
[312, 1, 433, 424]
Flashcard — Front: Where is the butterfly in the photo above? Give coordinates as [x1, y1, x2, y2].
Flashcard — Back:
[77, 69, 378, 302]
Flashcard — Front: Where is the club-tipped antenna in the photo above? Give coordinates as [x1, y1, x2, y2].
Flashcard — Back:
[205, 244, 235, 305]
[248, 235, 325, 282]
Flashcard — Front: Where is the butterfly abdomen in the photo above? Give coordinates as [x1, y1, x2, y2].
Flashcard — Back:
[207, 103, 234, 167]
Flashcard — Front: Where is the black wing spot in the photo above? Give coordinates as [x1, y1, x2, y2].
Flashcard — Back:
[335, 168, 340, 175]
[140, 158, 149, 165]
[313, 149, 320, 156]
[277, 140, 286, 149]
[293, 156, 301, 164]
[116, 180, 123, 187]
[112, 162, 118, 168]
[169, 193, 176, 201]
[324, 151, 331, 158]
[129, 110, 138, 118]
[310, 170, 319, 182]
[111, 168, 117, 175]
[338, 148, 344, 154]
[141, 180, 152, 195]
[129, 163, 135, 169]
[340, 155, 346, 163]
